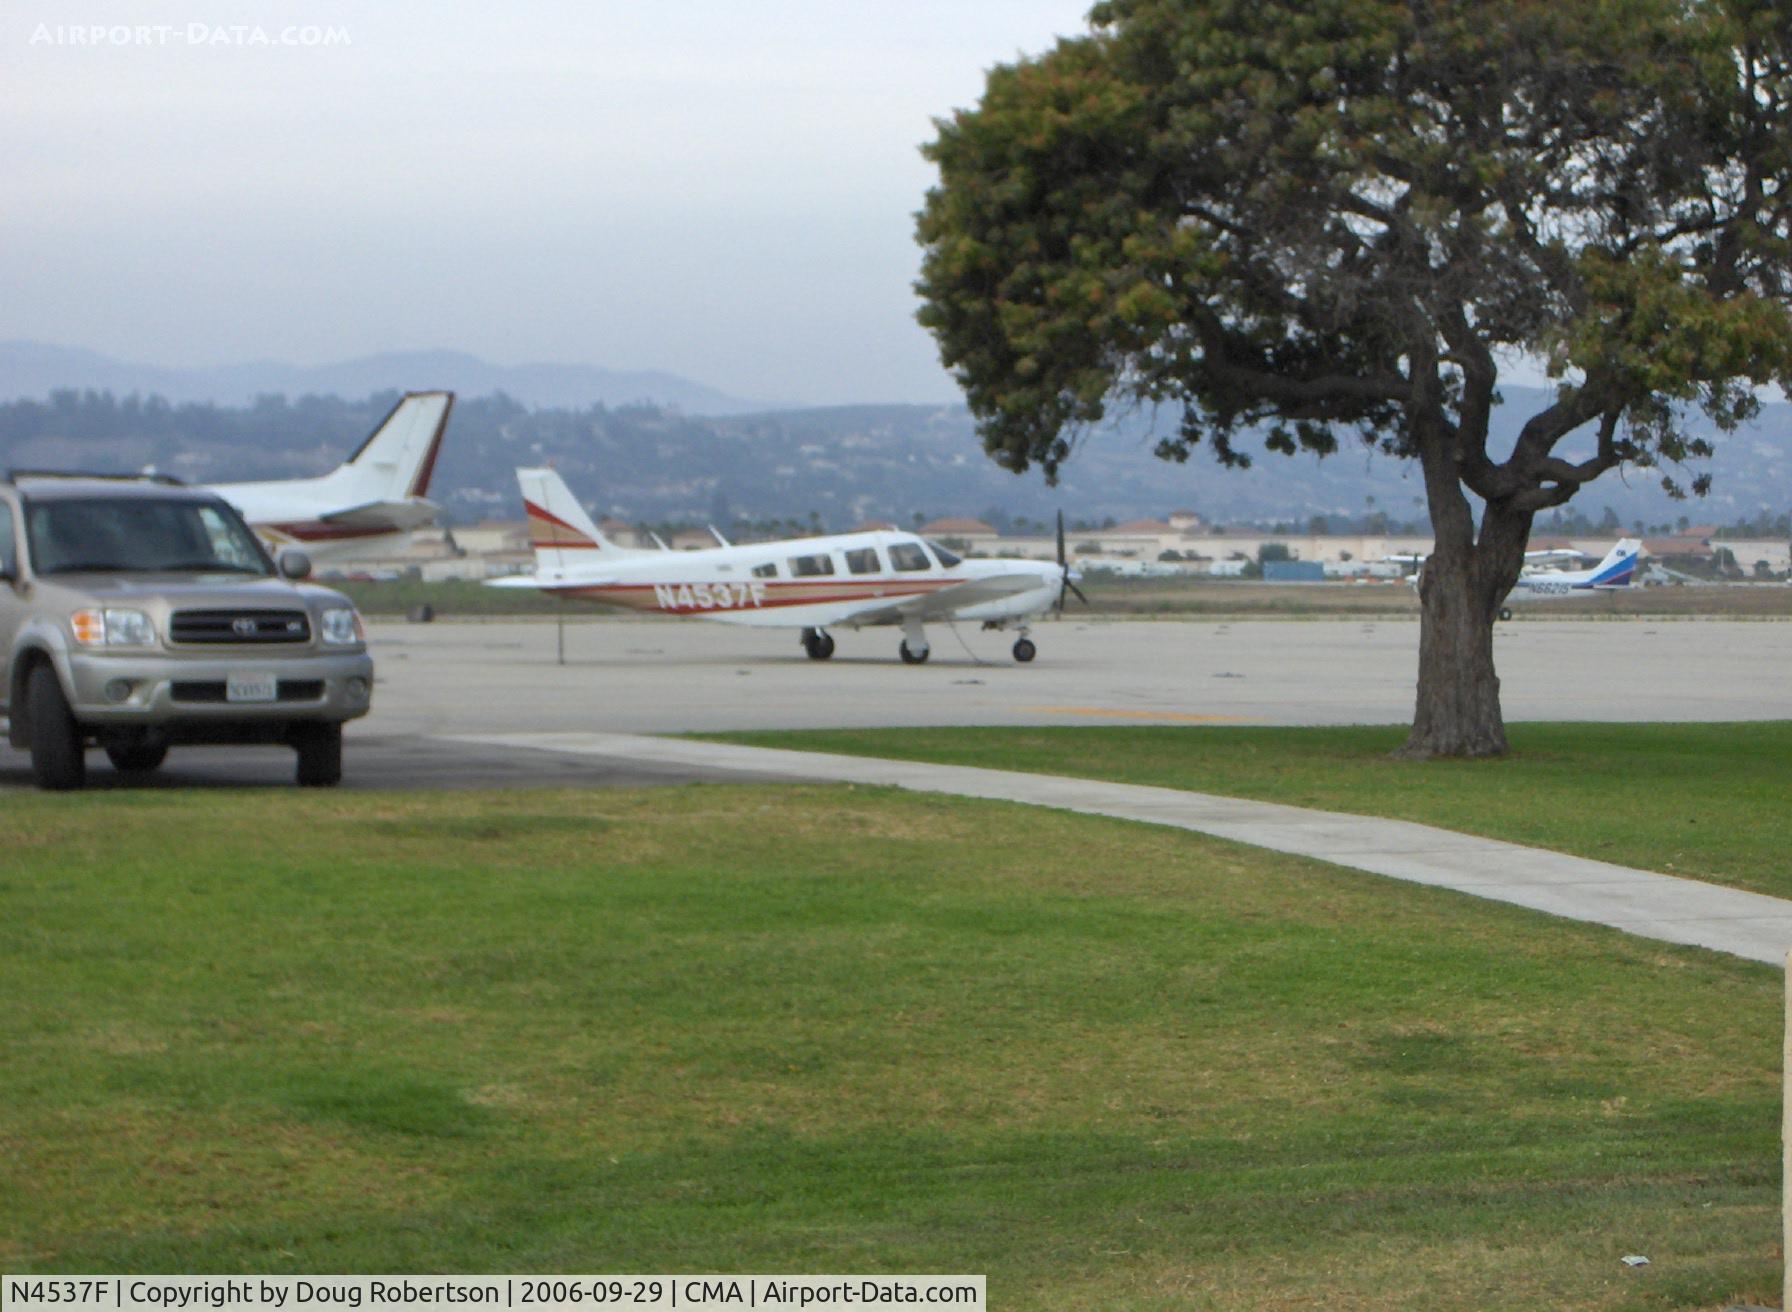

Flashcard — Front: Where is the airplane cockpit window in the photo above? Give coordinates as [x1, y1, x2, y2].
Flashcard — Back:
[751, 561, 779, 579]
[888, 542, 931, 572]
[926, 541, 963, 568]
[788, 553, 836, 577]
[844, 547, 882, 575]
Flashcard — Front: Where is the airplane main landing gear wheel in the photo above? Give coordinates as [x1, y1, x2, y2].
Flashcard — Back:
[1012, 638, 1037, 663]
[898, 640, 930, 665]
[801, 628, 836, 660]
[1498, 607, 1513, 622]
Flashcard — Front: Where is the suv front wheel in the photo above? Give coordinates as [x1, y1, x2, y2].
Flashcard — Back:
[27, 664, 86, 791]
[292, 722, 343, 787]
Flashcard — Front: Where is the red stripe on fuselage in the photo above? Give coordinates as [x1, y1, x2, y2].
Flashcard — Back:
[264, 521, 395, 542]
[548, 577, 955, 615]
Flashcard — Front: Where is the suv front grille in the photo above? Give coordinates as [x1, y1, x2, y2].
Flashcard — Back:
[169, 609, 311, 645]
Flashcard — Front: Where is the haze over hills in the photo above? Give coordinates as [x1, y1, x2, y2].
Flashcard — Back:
[0, 341, 775, 417]
[1, 343, 1788, 531]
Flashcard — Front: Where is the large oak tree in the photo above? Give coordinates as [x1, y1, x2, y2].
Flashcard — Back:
[916, 0, 1792, 757]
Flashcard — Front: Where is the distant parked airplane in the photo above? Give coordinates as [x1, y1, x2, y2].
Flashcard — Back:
[1499, 538, 1642, 619]
[489, 466, 1084, 662]
[212, 391, 453, 562]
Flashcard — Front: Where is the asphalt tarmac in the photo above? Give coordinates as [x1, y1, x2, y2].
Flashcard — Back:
[361, 614, 1790, 737]
[2, 615, 1786, 789]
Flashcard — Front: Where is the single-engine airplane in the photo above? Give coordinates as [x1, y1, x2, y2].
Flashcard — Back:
[489, 466, 1085, 663]
[1497, 538, 1641, 618]
[212, 391, 454, 562]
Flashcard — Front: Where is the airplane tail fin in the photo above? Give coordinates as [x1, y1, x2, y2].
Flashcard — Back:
[323, 391, 454, 502]
[1591, 538, 1643, 588]
[517, 466, 643, 571]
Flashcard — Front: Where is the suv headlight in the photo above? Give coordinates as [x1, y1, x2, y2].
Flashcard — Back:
[71, 608, 157, 648]
[319, 606, 365, 646]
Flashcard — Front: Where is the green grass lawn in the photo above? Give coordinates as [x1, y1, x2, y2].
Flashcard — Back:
[710, 722, 1792, 898]
[0, 785, 1780, 1309]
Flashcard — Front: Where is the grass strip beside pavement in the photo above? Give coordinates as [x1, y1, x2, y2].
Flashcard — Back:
[709, 722, 1792, 899]
[0, 785, 1781, 1310]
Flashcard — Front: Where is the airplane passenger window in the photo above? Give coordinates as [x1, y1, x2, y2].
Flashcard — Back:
[844, 547, 881, 575]
[788, 553, 836, 577]
[888, 543, 931, 572]
[926, 541, 963, 567]
[751, 561, 779, 578]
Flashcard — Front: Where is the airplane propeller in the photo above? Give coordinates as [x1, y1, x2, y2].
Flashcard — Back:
[1055, 510, 1089, 614]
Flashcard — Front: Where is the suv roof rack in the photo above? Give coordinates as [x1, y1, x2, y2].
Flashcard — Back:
[5, 469, 188, 487]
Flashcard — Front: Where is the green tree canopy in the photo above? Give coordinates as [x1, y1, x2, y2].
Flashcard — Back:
[917, 0, 1792, 755]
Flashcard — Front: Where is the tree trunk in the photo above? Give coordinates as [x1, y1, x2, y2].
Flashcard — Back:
[1398, 542, 1510, 758]
[1396, 428, 1533, 759]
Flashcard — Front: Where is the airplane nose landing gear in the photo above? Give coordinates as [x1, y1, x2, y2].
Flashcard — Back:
[899, 618, 931, 664]
[801, 627, 836, 659]
[1012, 637, 1036, 662]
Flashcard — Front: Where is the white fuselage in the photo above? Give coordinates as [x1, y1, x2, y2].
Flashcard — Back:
[1507, 541, 1640, 602]
[505, 529, 1064, 630]
[213, 478, 435, 562]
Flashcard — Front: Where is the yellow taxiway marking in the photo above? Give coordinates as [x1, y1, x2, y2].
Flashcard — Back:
[1019, 706, 1250, 724]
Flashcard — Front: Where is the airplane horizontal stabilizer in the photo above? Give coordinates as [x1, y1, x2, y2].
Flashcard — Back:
[319, 498, 440, 531]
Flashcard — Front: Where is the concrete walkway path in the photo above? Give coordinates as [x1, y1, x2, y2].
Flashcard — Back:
[444, 731, 1792, 968]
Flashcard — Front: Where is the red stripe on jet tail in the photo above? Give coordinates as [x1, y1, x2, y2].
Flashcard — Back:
[524, 500, 602, 549]
[407, 393, 454, 498]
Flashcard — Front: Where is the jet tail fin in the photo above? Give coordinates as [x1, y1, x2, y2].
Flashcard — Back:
[517, 467, 645, 571]
[324, 391, 454, 502]
[1591, 538, 1642, 588]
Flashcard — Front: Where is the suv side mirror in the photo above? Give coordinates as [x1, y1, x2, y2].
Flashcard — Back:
[278, 549, 313, 581]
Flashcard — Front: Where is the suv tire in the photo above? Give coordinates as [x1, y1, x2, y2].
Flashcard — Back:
[27, 664, 86, 790]
[293, 722, 343, 787]
[105, 740, 168, 775]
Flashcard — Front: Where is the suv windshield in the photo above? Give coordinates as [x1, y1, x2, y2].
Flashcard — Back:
[25, 498, 272, 576]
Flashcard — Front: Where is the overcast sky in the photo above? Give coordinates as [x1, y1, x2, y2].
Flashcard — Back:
[2, 0, 1092, 406]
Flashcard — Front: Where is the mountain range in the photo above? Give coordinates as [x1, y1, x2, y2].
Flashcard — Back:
[1, 341, 1787, 530]
[0, 341, 772, 416]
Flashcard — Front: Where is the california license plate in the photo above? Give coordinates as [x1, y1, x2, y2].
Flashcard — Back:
[226, 672, 278, 703]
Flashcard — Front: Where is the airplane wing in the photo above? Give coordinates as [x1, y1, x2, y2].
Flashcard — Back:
[317, 498, 440, 531]
[837, 574, 1048, 626]
[486, 571, 626, 590]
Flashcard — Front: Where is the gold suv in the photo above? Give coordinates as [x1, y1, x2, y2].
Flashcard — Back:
[0, 472, 373, 789]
